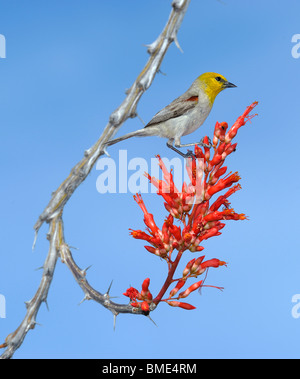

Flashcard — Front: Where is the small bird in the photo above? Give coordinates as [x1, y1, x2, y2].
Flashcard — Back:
[106, 72, 236, 157]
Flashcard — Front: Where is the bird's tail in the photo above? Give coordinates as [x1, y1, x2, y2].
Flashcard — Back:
[106, 128, 152, 147]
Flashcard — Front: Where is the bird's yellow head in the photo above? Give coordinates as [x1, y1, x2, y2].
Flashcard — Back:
[198, 72, 236, 104]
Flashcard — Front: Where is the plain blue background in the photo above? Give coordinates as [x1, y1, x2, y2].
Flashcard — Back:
[1, 0, 300, 358]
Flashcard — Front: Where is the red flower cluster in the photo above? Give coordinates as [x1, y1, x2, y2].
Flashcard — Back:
[123, 278, 152, 314]
[124, 102, 258, 311]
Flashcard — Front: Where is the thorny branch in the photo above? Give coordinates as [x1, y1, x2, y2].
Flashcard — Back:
[0, 0, 191, 359]
[0, 216, 63, 359]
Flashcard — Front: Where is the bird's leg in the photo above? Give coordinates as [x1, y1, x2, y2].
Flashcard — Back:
[174, 137, 212, 149]
[167, 140, 195, 158]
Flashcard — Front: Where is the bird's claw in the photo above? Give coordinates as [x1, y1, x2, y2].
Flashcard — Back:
[183, 150, 196, 159]
[199, 137, 212, 149]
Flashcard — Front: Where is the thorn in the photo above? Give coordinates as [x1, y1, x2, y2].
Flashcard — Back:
[113, 314, 117, 331]
[34, 266, 44, 271]
[69, 245, 79, 251]
[32, 321, 42, 327]
[44, 299, 49, 311]
[81, 265, 92, 276]
[106, 280, 113, 296]
[103, 146, 110, 157]
[24, 301, 30, 309]
[78, 294, 90, 305]
[32, 230, 38, 250]
[136, 113, 145, 126]
[147, 314, 158, 327]
[174, 35, 183, 53]
[157, 69, 167, 76]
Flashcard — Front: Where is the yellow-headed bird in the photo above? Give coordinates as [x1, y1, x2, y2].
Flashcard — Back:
[107, 72, 236, 157]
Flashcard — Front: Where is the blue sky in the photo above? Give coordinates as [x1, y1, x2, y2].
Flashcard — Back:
[1, 0, 300, 358]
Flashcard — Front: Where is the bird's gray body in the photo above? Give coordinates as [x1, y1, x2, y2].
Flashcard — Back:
[106, 80, 212, 148]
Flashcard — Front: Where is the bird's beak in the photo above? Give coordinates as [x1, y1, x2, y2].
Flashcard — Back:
[223, 81, 237, 89]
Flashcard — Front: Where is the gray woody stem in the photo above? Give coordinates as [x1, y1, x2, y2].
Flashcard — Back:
[34, 0, 191, 234]
[1, 0, 191, 359]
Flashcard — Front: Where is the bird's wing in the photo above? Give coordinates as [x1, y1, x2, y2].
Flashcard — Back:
[145, 91, 199, 128]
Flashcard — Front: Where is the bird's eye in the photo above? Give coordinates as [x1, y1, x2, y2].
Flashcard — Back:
[215, 76, 222, 82]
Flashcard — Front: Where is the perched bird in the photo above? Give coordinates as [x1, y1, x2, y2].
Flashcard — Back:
[106, 72, 236, 157]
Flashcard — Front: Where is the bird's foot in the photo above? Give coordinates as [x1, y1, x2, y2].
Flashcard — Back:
[183, 150, 196, 159]
[167, 142, 196, 159]
[198, 137, 212, 149]
[174, 149, 196, 159]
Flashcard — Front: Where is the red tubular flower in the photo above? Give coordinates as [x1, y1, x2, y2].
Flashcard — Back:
[194, 144, 205, 159]
[141, 278, 150, 296]
[144, 246, 156, 254]
[193, 258, 227, 277]
[222, 143, 237, 159]
[209, 166, 227, 186]
[198, 225, 223, 241]
[203, 136, 211, 161]
[224, 183, 242, 198]
[200, 258, 227, 269]
[190, 255, 205, 273]
[189, 201, 209, 225]
[169, 279, 186, 298]
[123, 287, 139, 301]
[205, 172, 241, 200]
[183, 233, 193, 245]
[203, 209, 246, 223]
[224, 102, 258, 143]
[209, 184, 241, 212]
[224, 212, 247, 221]
[168, 224, 182, 242]
[207, 155, 223, 172]
[164, 203, 180, 218]
[185, 156, 201, 188]
[130, 230, 153, 243]
[145, 173, 170, 198]
[183, 258, 196, 277]
[208, 142, 227, 170]
[124, 279, 153, 311]
[162, 217, 171, 244]
[141, 301, 150, 312]
[167, 301, 196, 310]
[217, 142, 227, 155]
[209, 196, 230, 212]
[156, 155, 177, 191]
[203, 209, 231, 222]
[133, 194, 159, 235]
[213, 121, 228, 145]
[178, 280, 203, 299]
